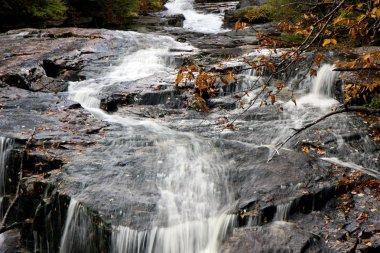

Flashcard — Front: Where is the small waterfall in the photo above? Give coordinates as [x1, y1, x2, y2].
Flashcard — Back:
[63, 32, 237, 253]
[112, 215, 236, 253]
[311, 64, 338, 98]
[59, 198, 107, 253]
[295, 64, 339, 109]
[274, 202, 293, 221]
[0, 137, 13, 216]
[164, 0, 225, 34]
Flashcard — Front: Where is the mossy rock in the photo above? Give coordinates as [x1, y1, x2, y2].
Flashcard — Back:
[225, 4, 275, 24]
[368, 97, 380, 109]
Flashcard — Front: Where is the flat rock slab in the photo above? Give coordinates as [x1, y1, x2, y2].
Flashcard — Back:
[0, 28, 130, 92]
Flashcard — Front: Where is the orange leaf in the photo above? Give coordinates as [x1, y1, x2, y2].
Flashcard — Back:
[270, 95, 276, 105]
[265, 61, 276, 73]
[176, 71, 184, 85]
[235, 19, 247, 31]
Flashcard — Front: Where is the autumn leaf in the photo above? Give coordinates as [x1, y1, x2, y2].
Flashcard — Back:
[322, 38, 337, 47]
[314, 53, 326, 67]
[302, 146, 310, 154]
[175, 71, 184, 85]
[310, 68, 317, 77]
[235, 19, 247, 31]
[186, 71, 194, 81]
[371, 7, 380, 18]
[187, 63, 199, 71]
[270, 95, 276, 105]
[265, 61, 276, 73]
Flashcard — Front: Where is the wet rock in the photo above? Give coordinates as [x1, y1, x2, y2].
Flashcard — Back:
[166, 14, 185, 27]
[0, 28, 129, 93]
[222, 221, 328, 253]
[0, 229, 21, 253]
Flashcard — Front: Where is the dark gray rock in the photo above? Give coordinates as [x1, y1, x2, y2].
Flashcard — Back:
[222, 221, 328, 253]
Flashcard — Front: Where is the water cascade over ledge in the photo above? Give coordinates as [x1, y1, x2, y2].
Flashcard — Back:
[296, 64, 339, 109]
[0, 136, 13, 217]
[59, 31, 237, 253]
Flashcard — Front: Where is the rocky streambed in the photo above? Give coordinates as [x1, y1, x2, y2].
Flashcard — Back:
[1, 1, 380, 253]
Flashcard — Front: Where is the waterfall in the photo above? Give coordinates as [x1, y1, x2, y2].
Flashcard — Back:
[0, 136, 13, 217]
[295, 64, 339, 109]
[59, 198, 108, 253]
[274, 202, 293, 221]
[311, 64, 338, 97]
[164, 0, 225, 34]
[112, 215, 236, 253]
[60, 32, 236, 252]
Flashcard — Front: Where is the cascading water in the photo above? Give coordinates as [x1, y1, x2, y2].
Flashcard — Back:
[0, 136, 13, 217]
[296, 64, 339, 109]
[164, 0, 225, 34]
[311, 64, 339, 97]
[59, 31, 236, 253]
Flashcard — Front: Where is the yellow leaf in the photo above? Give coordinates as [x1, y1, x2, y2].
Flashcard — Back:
[371, 7, 380, 18]
[302, 146, 310, 154]
[322, 39, 330, 47]
[345, 84, 353, 90]
[322, 38, 337, 47]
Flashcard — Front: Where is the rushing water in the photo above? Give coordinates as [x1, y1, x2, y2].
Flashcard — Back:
[296, 64, 339, 109]
[0, 136, 13, 217]
[59, 30, 236, 253]
[164, 0, 226, 34]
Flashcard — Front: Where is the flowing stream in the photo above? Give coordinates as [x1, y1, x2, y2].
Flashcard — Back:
[59, 31, 236, 253]
[164, 0, 226, 33]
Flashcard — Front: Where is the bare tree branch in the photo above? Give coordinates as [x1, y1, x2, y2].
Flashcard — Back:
[333, 67, 380, 72]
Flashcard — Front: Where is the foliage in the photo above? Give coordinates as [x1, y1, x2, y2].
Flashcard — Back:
[265, 0, 300, 23]
[368, 97, 380, 108]
[274, 0, 380, 47]
[176, 0, 380, 138]
[0, 0, 164, 31]
[30, 0, 68, 21]
[0, 0, 68, 29]
[140, 0, 163, 11]
[337, 52, 380, 105]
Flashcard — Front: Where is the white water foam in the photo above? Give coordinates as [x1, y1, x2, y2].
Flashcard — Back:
[295, 64, 339, 109]
[164, 0, 226, 34]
